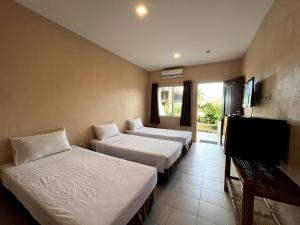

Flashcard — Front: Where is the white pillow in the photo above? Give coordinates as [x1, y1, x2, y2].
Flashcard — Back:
[128, 118, 144, 131]
[94, 122, 120, 140]
[10, 129, 72, 166]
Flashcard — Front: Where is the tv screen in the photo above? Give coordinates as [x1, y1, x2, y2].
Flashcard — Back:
[242, 77, 255, 108]
[224, 116, 289, 165]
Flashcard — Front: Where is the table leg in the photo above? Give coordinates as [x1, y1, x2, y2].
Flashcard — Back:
[224, 155, 231, 192]
[241, 185, 254, 225]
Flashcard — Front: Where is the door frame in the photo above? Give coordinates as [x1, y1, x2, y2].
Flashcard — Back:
[195, 81, 225, 143]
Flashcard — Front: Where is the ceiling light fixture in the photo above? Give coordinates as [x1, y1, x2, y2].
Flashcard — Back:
[136, 5, 147, 17]
[174, 53, 181, 59]
[206, 50, 211, 53]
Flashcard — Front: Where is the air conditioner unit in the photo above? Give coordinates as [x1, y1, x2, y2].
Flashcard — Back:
[161, 68, 183, 79]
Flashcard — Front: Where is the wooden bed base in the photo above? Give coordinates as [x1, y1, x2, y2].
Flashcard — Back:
[182, 140, 193, 155]
[127, 191, 154, 225]
[1, 185, 154, 225]
[1, 185, 39, 225]
[158, 140, 192, 183]
[158, 153, 183, 183]
[152, 139, 192, 183]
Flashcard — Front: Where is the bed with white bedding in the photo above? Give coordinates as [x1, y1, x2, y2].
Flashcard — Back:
[90, 134, 182, 180]
[126, 127, 192, 152]
[1, 146, 157, 225]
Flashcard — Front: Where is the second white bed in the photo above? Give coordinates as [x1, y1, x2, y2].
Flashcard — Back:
[126, 127, 192, 149]
[91, 134, 182, 173]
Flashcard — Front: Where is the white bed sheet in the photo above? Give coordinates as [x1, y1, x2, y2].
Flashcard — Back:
[126, 127, 192, 146]
[1, 146, 157, 225]
[0, 162, 14, 181]
[91, 134, 182, 173]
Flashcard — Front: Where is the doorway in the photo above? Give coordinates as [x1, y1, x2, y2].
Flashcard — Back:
[197, 82, 223, 144]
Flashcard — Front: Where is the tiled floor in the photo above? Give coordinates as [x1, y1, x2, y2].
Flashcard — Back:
[143, 142, 237, 225]
[196, 132, 220, 144]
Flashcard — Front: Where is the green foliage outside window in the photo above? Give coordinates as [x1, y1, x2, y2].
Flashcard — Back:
[198, 102, 222, 124]
[173, 103, 182, 116]
[163, 104, 172, 116]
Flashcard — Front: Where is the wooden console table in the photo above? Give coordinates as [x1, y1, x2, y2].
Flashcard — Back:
[224, 156, 300, 225]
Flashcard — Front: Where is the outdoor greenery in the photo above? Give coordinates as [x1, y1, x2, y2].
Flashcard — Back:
[159, 85, 221, 122]
[162, 103, 182, 116]
[197, 86, 222, 125]
[203, 102, 222, 124]
[163, 104, 171, 116]
[197, 84, 223, 133]
[173, 103, 182, 116]
[198, 102, 222, 124]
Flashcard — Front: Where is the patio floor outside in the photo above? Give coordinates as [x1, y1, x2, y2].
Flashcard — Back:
[197, 132, 220, 145]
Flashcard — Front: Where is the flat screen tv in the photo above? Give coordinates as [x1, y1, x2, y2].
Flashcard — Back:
[242, 77, 255, 108]
[224, 115, 289, 165]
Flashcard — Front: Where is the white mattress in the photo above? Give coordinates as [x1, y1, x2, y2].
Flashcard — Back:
[0, 162, 14, 181]
[126, 127, 192, 146]
[91, 134, 182, 173]
[1, 146, 157, 225]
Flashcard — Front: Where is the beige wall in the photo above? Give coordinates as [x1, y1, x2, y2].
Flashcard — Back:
[2, 1, 299, 223]
[148, 59, 242, 140]
[242, 0, 300, 224]
[0, 0, 149, 164]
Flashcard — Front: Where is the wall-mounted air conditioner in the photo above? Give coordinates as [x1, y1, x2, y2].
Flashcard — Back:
[161, 68, 183, 79]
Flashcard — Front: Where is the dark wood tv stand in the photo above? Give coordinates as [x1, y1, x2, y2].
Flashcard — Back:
[224, 156, 300, 225]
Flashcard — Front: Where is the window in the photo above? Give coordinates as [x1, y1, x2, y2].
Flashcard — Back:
[158, 86, 183, 116]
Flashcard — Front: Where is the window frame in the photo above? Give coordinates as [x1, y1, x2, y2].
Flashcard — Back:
[158, 85, 183, 117]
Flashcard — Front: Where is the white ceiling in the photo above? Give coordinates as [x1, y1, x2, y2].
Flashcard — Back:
[15, 0, 273, 71]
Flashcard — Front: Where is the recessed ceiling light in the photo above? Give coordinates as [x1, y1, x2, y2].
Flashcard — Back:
[206, 50, 211, 53]
[136, 5, 147, 17]
[174, 53, 181, 59]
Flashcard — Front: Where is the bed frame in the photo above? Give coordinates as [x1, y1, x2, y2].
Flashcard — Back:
[1, 185, 39, 225]
[1, 185, 154, 225]
[157, 140, 192, 183]
[127, 191, 154, 225]
[182, 140, 193, 155]
[158, 153, 183, 183]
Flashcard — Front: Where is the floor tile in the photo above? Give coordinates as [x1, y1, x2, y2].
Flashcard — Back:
[183, 157, 205, 164]
[143, 217, 158, 225]
[161, 178, 182, 192]
[200, 189, 225, 207]
[203, 170, 221, 181]
[173, 193, 200, 216]
[202, 179, 223, 193]
[172, 170, 183, 181]
[180, 166, 204, 176]
[198, 201, 226, 225]
[155, 188, 178, 207]
[180, 174, 203, 187]
[181, 161, 205, 170]
[149, 142, 237, 225]
[224, 193, 234, 212]
[196, 218, 216, 225]
[166, 208, 197, 225]
[179, 182, 201, 199]
[226, 209, 237, 225]
[205, 164, 222, 173]
[148, 203, 172, 225]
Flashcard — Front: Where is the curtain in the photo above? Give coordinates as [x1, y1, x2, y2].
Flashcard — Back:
[150, 83, 160, 124]
[180, 80, 192, 126]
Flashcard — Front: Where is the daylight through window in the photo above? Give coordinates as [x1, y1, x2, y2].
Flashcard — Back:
[158, 86, 183, 116]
